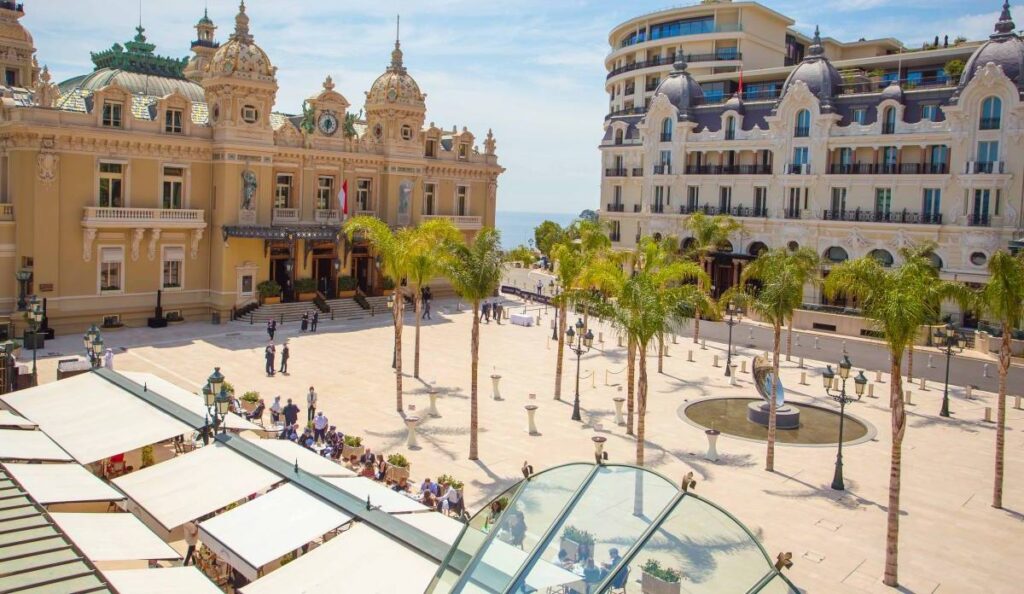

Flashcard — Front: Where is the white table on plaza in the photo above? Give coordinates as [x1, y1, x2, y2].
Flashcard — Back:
[4, 463, 124, 505]
[0, 429, 72, 461]
[50, 513, 180, 562]
[103, 567, 222, 594]
[510, 313, 534, 327]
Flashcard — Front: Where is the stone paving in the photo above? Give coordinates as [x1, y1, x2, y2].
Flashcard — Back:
[29, 297, 1024, 593]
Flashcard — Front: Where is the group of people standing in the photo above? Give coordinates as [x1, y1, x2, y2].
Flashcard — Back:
[480, 300, 505, 324]
[299, 310, 320, 332]
[263, 342, 289, 376]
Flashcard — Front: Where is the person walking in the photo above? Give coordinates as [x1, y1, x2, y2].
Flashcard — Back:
[311, 311, 319, 332]
[423, 297, 431, 320]
[183, 519, 199, 566]
[279, 343, 290, 374]
[267, 319, 277, 341]
[269, 395, 282, 426]
[494, 302, 503, 325]
[300, 311, 309, 332]
[306, 386, 317, 422]
[282, 398, 299, 427]
[313, 411, 328, 444]
[482, 301, 491, 323]
[103, 348, 114, 370]
[264, 344, 275, 376]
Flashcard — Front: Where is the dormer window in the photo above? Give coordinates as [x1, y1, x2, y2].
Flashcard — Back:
[426, 139, 437, 158]
[882, 107, 896, 135]
[241, 105, 258, 124]
[165, 108, 184, 134]
[660, 118, 673, 142]
[458, 144, 468, 160]
[102, 101, 123, 128]
[980, 96, 1002, 130]
[794, 109, 810, 137]
[724, 116, 736, 140]
[401, 125, 413, 141]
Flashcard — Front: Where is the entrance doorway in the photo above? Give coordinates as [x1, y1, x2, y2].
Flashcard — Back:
[269, 244, 294, 302]
[314, 257, 336, 298]
[353, 256, 371, 293]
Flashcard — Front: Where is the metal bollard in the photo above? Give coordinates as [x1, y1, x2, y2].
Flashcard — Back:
[983, 363, 990, 378]
[713, 355, 720, 368]
[984, 407, 993, 422]
[1016, 395, 1022, 410]
[965, 385, 973, 400]
[927, 354, 935, 369]
[525, 405, 539, 435]
[799, 371, 807, 385]
[798, 356, 805, 369]
[904, 390, 913, 405]
[875, 370, 883, 383]
[814, 336, 820, 350]
[618, 335, 624, 348]
[687, 350, 694, 362]
[701, 338, 707, 350]
[740, 360, 748, 374]
[748, 327, 754, 341]
[919, 377, 927, 391]
[868, 383, 876, 398]
[841, 340, 847, 354]
[729, 367, 738, 386]
[599, 331, 604, 344]
[672, 333, 677, 344]
[664, 344, 670, 357]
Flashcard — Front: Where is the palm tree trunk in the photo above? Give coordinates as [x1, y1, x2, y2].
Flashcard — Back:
[657, 333, 664, 373]
[993, 322, 1011, 508]
[626, 337, 636, 436]
[693, 258, 704, 344]
[554, 303, 567, 399]
[394, 293, 404, 413]
[469, 300, 480, 460]
[765, 322, 781, 471]
[635, 345, 649, 466]
[883, 355, 908, 587]
[906, 344, 914, 382]
[413, 292, 422, 379]
[786, 317, 794, 361]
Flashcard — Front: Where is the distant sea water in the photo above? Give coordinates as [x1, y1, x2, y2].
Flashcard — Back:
[495, 211, 577, 250]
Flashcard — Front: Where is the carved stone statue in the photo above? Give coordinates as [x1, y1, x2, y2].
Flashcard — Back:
[241, 169, 257, 210]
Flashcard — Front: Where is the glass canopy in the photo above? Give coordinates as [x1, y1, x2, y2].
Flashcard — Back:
[425, 463, 798, 594]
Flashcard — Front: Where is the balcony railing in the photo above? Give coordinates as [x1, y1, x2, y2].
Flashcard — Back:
[732, 206, 768, 218]
[979, 117, 1001, 130]
[968, 214, 992, 227]
[606, 50, 742, 79]
[837, 76, 953, 95]
[660, 133, 672, 142]
[822, 209, 942, 224]
[685, 165, 772, 175]
[631, 167, 643, 176]
[606, 203, 625, 212]
[0, 203, 12, 221]
[355, 209, 376, 217]
[605, 168, 628, 177]
[827, 162, 949, 175]
[82, 206, 205, 227]
[650, 203, 666, 214]
[314, 209, 341, 225]
[680, 204, 721, 215]
[794, 126, 809, 137]
[421, 214, 483, 230]
[633, 204, 641, 213]
[787, 164, 809, 175]
[784, 209, 802, 220]
[605, 106, 646, 119]
[653, 164, 671, 175]
[272, 208, 299, 224]
[610, 232, 621, 242]
[971, 161, 1004, 174]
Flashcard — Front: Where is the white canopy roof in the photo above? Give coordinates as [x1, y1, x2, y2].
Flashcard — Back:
[0, 429, 72, 461]
[3, 462, 124, 504]
[244, 437, 356, 477]
[103, 567, 222, 594]
[121, 372, 262, 432]
[199, 483, 353, 581]
[0, 409, 36, 428]
[1, 373, 192, 463]
[50, 513, 180, 561]
[113, 443, 281, 533]
[241, 522, 440, 594]
[324, 477, 429, 514]
[397, 510, 466, 545]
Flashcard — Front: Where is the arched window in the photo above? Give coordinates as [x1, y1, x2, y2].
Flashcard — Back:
[928, 253, 943, 269]
[748, 241, 768, 256]
[882, 106, 896, 134]
[680, 237, 696, 252]
[717, 240, 734, 253]
[825, 246, 849, 263]
[661, 118, 673, 142]
[869, 248, 895, 267]
[787, 241, 800, 252]
[653, 232, 663, 242]
[794, 109, 810, 137]
[981, 96, 1002, 130]
[725, 116, 736, 140]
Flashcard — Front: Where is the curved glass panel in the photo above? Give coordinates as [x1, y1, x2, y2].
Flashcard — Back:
[508, 465, 678, 594]
[602, 495, 773, 593]
[469, 483, 521, 532]
[751, 573, 800, 594]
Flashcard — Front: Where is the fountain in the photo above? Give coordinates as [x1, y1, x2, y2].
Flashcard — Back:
[746, 355, 801, 429]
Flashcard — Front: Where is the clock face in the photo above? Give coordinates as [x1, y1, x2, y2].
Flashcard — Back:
[317, 111, 338, 136]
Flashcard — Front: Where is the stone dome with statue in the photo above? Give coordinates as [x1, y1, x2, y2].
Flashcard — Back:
[366, 35, 425, 110]
[208, 1, 275, 83]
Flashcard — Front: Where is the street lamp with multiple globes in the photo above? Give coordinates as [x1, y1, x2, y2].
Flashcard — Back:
[549, 281, 560, 341]
[935, 322, 966, 418]
[14, 269, 31, 311]
[566, 318, 594, 422]
[201, 367, 231, 445]
[82, 324, 104, 368]
[26, 296, 43, 385]
[723, 301, 742, 376]
[822, 355, 867, 491]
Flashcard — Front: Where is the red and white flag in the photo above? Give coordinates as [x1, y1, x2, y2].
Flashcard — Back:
[339, 180, 348, 217]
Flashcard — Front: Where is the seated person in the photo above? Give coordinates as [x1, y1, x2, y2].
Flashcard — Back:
[557, 548, 573, 570]
[582, 558, 602, 585]
[345, 455, 361, 470]
[278, 424, 298, 442]
[420, 477, 440, 498]
[601, 547, 622, 573]
[359, 462, 376, 478]
[245, 399, 265, 421]
[392, 478, 410, 492]
[359, 448, 375, 466]
[422, 490, 437, 509]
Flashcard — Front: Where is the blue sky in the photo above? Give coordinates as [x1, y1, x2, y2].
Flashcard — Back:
[29, 1, 1006, 214]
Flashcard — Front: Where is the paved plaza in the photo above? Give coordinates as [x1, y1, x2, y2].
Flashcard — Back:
[27, 298, 1024, 593]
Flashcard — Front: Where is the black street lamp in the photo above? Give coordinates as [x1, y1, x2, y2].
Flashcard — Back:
[201, 367, 230, 445]
[387, 294, 396, 369]
[936, 322, 966, 418]
[26, 296, 42, 385]
[15, 269, 31, 311]
[822, 356, 867, 491]
[566, 318, 594, 422]
[724, 301, 742, 376]
[82, 324, 103, 368]
[550, 281, 560, 341]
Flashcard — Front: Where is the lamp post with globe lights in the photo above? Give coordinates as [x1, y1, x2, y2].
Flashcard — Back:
[935, 322, 966, 418]
[201, 367, 231, 445]
[26, 296, 43, 385]
[566, 318, 594, 422]
[724, 301, 741, 376]
[82, 324, 104, 368]
[822, 355, 867, 491]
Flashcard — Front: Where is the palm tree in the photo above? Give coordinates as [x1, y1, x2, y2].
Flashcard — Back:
[442, 228, 503, 461]
[683, 212, 741, 344]
[343, 216, 410, 413]
[405, 219, 461, 379]
[729, 247, 819, 471]
[783, 248, 820, 361]
[978, 250, 1024, 509]
[824, 249, 966, 588]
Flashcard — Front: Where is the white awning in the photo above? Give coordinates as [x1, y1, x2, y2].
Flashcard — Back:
[241, 522, 440, 594]
[3, 462, 124, 505]
[103, 567, 222, 594]
[1, 373, 192, 464]
[397, 510, 466, 545]
[0, 410, 36, 429]
[50, 513, 180, 561]
[199, 483, 352, 581]
[244, 437, 356, 477]
[323, 477, 429, 514]
[0, 429, 72, 461]
[121, 372, 262, 432]
[113, 443, 281, 533]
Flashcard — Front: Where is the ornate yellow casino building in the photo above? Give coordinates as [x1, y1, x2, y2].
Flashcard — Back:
[0, 2, 503, 332]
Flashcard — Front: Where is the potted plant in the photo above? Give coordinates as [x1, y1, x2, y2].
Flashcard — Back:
[258, 280, 282, 305]
[385, 452, 411, 482]
[294, 277, 318, 301]
[560, 525, 595, 562]
[641, 559, 681, 594]
[141, 444, 156, 469]
[338, 275, 358, 298]
[866, 68, 886, 85]
[341, 434, 364, 459]
[944, 59, 965, 83]
[165, 311, 184, 323]
[380, 276, 396, 296]
[240, 390, 260, 413]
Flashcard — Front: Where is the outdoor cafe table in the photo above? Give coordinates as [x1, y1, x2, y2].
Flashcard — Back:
[510, 313, 534, 327]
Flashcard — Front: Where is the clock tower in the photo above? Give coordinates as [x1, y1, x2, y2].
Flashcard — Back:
[305, 75, 350, 142]
[364, 20, 426, 157]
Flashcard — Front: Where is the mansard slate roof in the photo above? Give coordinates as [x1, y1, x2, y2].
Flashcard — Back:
[779, 26, 843, 111]
[654, 59, 704, 120]
[956, 1, 1024, 96]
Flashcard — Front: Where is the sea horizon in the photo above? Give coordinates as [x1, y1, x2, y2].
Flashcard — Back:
[495, 210, 578, 249]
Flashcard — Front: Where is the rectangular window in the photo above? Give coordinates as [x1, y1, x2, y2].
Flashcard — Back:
[316, 176, 334, 210]
[162, 246, 184, 289]
[792, 147, 808, 173]
[753, 187, 767, 215]
[974, 189, 991, 218]
[162, 166, 184, 209]
[458, 144, 469, 160]
[659, 150, 671, 166]
[838, 147, 852, 165]
[930, 145, 948, 172]
[4, 68, 15, 86]
[977, 140, 999, 164]
[274, 174, 292, 209]
[99, 247, 123, 293]
[686, 186, 699, 211]
[423, 183, 436, 215]
[456, 186, 468, 216]
[852, 108, 867, 125]
[357, 179, 371, 211]
[164, 109, 183, 133]
[426, 140, 437, 158]
[922, 189, 941, 216]
[102, 101, 123, 128]
[875, 188, 892, 216]
[98, 162, 124, 207]
[787, 188, 801, 217]
[922, 104, 939, 122]
[831, 187, 847, 213]
[718, 186, 731, 212]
